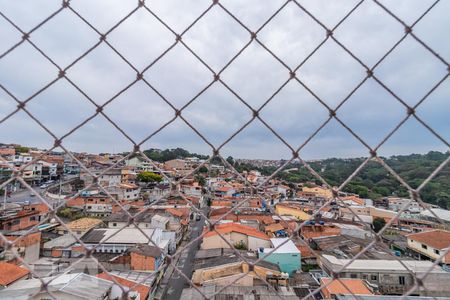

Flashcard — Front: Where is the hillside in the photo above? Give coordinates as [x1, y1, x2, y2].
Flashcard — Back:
[236, 151, 450, 209]
[143, 148, 209, 163]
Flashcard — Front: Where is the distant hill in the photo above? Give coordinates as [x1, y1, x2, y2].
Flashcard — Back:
[143, 148, 209, 163]
[236, 151, 450, 209]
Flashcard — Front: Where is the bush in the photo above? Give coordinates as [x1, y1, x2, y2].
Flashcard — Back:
[137, 171, 163, 183]
[234, 240, 247, 250]
[373, 217, 386, 233]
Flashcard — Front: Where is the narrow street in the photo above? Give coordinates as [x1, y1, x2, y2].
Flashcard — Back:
[163, 207, 208, 300]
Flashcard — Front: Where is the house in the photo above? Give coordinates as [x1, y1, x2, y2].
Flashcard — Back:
[0, 208, 40, 231]
[129, 245, 163, 271]
[310, 235, 395, 260]
[303, 186, 333, 199]
[150, 214, 169, 230]
[388, 197, 422, 213]
[64, 162, 80, 175]
[275, 203, 311, 221]
[107, 183, 141, 201]
[98, 271, 160, 300]
[164, 159, 187, 171]
[258, 238, 301, 276]
[0, 273, 119, 300]
[181, 182, 203, 197]
[320, 278, 374, 299]
[406, 230, 450, 264]
[66, 194, 113, 217]
[42, 234, 77, 258]
[0, 262, 30, 288]
[340, 205, 397, 223]
[55, 217, 103, 237]
[0, 147, 15, 156]
[214, 186, 236, 198]
[0, 230, 41, 263]
[106, 210, 153, 229]
[181, 285, 299, 299]
[264, 223, 285, 237]
[192, 248, 285, 287]
[201, 223, 271, 251]
[98, 168, 122, 187]
[300, 223, 341, 239]
[125, 156, 158, 172]
[105, 212, 177, 253]
[320, 254, 450, 296]
[81, 227, 169, 254]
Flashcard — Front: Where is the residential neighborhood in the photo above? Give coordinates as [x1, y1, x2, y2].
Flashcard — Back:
[0, 144, 449, 299]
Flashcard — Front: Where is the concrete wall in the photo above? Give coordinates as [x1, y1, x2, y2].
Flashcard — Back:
[203, 273, 253, 286]
[248, 236, 271, 251]
[201, 233, 233, 249]
[407, 238, 445, 262]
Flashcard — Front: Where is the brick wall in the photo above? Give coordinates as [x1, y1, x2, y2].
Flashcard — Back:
[130, 252, 156, 271]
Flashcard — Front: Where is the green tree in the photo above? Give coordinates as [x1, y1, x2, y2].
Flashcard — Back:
[15, 146, 29, 153]
[198, 166, 208, 173]
[373, 217, 386, 233]
[195, 174, 206, 186]
[226, 156, 235, 166]
[137, 171, 163, 183]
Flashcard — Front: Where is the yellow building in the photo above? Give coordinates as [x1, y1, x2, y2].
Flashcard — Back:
[302, 186, 333, 199]
[275, 204, 311, 221]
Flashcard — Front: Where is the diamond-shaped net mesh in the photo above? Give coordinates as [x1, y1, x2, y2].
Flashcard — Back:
[0, 0, 449, 299]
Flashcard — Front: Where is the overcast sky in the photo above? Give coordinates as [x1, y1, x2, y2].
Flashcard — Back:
[0, 0, 449, 160]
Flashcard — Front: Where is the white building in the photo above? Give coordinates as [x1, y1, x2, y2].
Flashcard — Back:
[98, 169, 122, 187]
[81, 227, 169, 254]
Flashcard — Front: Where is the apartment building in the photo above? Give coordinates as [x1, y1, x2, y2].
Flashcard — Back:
[320, 254, 450, 296]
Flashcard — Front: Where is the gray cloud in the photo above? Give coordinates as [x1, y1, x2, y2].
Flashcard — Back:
[0, 0, 449, 159]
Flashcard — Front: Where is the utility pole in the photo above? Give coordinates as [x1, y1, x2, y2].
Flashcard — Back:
[58, 177, 62, 208]
[3, 184, 7, 210]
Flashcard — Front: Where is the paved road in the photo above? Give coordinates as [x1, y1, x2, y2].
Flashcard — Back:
[164, 207, 208, 300]
[3, 188, 42, 204]
[2, 177, 78, 206]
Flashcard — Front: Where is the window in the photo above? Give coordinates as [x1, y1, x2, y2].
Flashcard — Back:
[350, 274, 357, 279]
[113, 223, 117, 227]
[371, 275, 378, 281]
[434, 249, 440, 255]
[422, 244, 428, 250]
[399, 276, 406, 285]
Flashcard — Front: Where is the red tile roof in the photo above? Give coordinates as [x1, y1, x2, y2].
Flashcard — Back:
[0, 262, 29, 286]
[321, 278, 373, 297]
[97, 272, 150, 300]
[166, 208, 184, 218]
[407, 229, 450, 250]
[204, 223, 270, 240]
